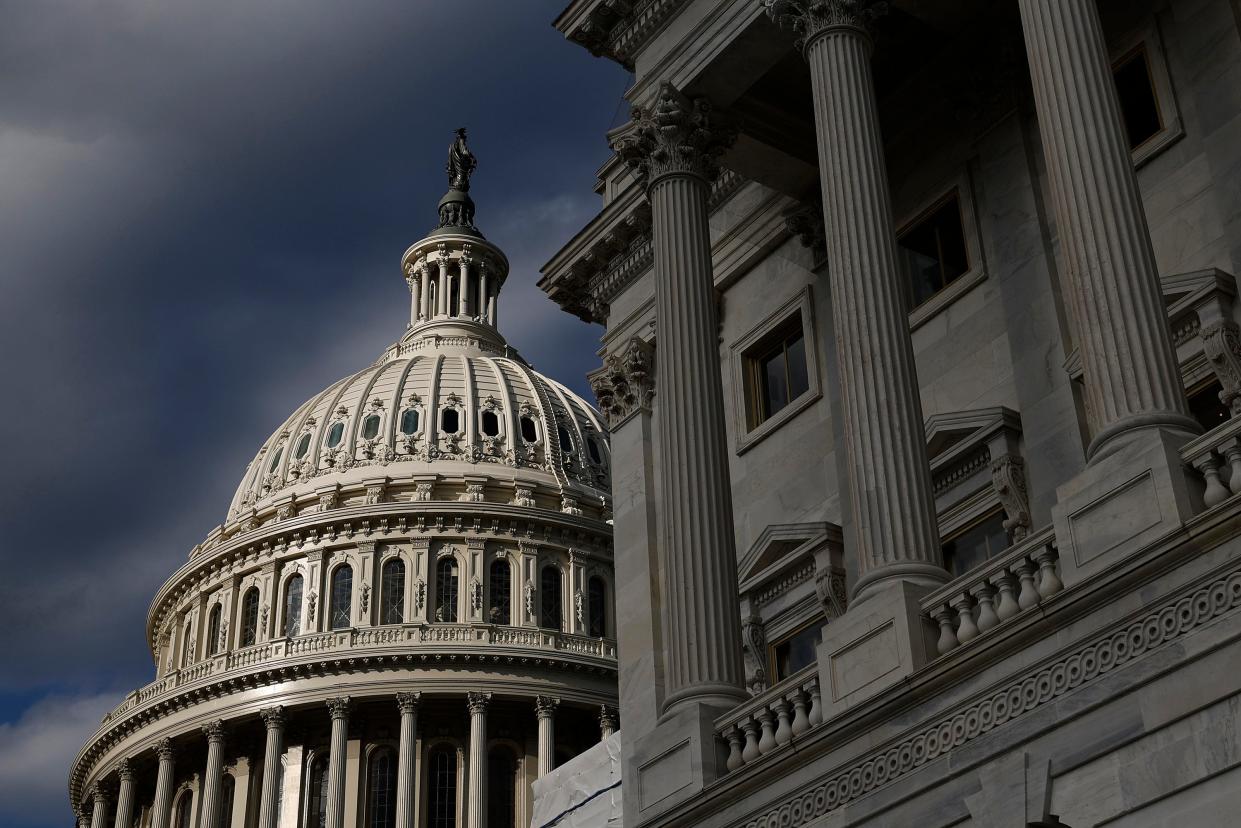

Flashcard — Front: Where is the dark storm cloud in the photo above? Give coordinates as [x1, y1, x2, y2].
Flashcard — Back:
[0, 3, 626, 823]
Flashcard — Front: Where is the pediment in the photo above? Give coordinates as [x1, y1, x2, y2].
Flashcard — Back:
[738, 521, 842, 594]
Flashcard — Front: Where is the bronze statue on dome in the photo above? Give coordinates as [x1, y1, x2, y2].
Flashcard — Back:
[447, 127, 477, 192]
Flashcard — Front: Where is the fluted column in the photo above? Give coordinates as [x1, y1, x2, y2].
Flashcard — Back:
[89, 784, 109, 828]
[437, 256, 449, 316]
[151, 738, 177, 828]
[613, 82, 747, 714]
[599, 705, 617, 740]
[257, 706, 286, 828]
[460, 257, 473, 318]
[466, 692, 490, 828]
[199, 720, 226, 828]
[407, 270, 421, 326]
[419, 265, 432, 321]
[394, 693, 420, 828]
[1017, 0, 1197, 458]
[114, 759, 136, 828]
[766, 0, 946, 600]
[535, 695, 558, 777]
[479, 266, 490, 325]
[324, 697, 351, 828]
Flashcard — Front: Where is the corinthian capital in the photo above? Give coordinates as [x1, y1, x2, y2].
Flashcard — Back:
[611, 82, 736, 187]
[260, 705, 286, 730]
[155, 737, 176, 761]
[326, 696, 351, 720]
[763, 0, 888, 50]
[467, 691, 492, 715]
[202, 719, 227, 744]
[588, 337, 655, 429]
[534, 695, 560, 719]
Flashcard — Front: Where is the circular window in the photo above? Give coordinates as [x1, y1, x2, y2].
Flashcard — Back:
[326, 422, 345, 448]
[294, 433, 311, 459]
[362, 414, 381, 440]
[400, 409, 419, 435]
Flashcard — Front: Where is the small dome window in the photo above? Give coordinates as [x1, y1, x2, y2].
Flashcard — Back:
[267, 447, 283, 474]
[362, 414, 381, 440]
[441, 409, 460, 434]
[294, 433, 311, 459]
[400, 409, 419, 435]
[520, 416, 538, 443]
[587, 437, 602, 464]
[481, 410, 500, 437]
[326, 422, 345, 448]
[557, 425, 573, 452]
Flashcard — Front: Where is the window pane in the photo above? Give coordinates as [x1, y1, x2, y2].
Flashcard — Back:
[368, 749, 397, 828]
[400, 409, 419, 435]
[330, 566, 352, 630]
[487, 748, 517, 828]
[587, 437, 602, 464]
[772, 623, 822, 681]
[760, 347, 789, 419]
[541, 566, 563, 630]
[942, 511, 1010, 577]
[481, 410, 500, 437]
[898, 194, 969, 308]
[588, 577, 607, 638]
[520, 416, 538, 443]
[219, 774, 235, 828]
[241, 588, 260, 647]
[308, 757, 329, 828]
[362, 414, 380, 440]
[441, 409, 459, 434]
[267, 447, 283, 474]
[489, 560, 511, 625]
[206, 605, 221, 656]
[1188, 381, 1229, 432]
[436, 559, 459, 622]
[284, 575, 302, 637]
[786, 332, 809, 402]
[428, 748, 457, 828]
[382, 559, 405, 625]
[326, 422, 345, 448]
[295, 433, 312, 459]
[1114, 49, 1161, 149]
[557, 425, 573, 451]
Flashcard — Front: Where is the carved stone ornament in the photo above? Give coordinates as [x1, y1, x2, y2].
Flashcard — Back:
[990, 454, 1032, 541]
[783, 197, 827, 265]
[260, 604, 270, 631]
[413, 481, 435, 502]
[575, 589, 585, 625]
[470, 577, 483, 612]
[326, 696, 351, 720]
[155, 737, 176, 761]
[117, 758, 134, 782]
[396, 692, 420, 714]
[202, 719, 226, 743]
[467, 691, 491, 714]
[260, 706, 286, 729]
[365, 483, 386, 505]
[589, 337, 655, 429]
[1202, 319, 1241, 416]
[741, 616, 768, 695]
[611, 82, 736, 187]
[534, 695, 559, 718]
[414, 578, 426, 612]
[465, 483, 485, 502]
[814, 567, 848, 619]
[763, 0, 889, 51]
[513, 486, 536, 508]
[524, 582, 536, 618]
[360, 583, 371, 615]
[306, 592, 317, 623]
[599, 704, 618, 731]
[561, 496, 583, 516]
[318, 491, 338, 512]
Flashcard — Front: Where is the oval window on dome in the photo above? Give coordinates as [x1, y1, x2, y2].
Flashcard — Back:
[294, 432, 311, 459]
[362, 414, 380, 440]
[520, 416, 538, 444]
[326, 422, 345, 448]
[587, 436, 602, 464]
[481, 410, 500, 437]
[441, 409, 460, 434]
[267, 447, 283, 474]
[557, 425, 573, 452]
[400, 409, 419, 435]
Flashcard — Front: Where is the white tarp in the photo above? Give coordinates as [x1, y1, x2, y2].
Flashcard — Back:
[530, 730, 623, 828]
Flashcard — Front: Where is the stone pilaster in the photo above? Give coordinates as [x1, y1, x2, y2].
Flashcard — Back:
[612, 81, 748, 715]
[199, 720, 226, 828]
[394, 693, 419, 828]
[767, 0, 946, 601]
[151, 738, 176, 828]
[324, 697, 351, 828]
[466, 692, 490, 828]
[535, 695, 558, 778]
[113, 759, 136, 828]
[89, 784, 109, 828]
[257, 706, 285, 828]
[1017, 0, 1197, 458]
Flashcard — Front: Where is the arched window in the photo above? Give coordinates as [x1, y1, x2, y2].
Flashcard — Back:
[481, 410, 500, 437]
[400, 409, 419, 435]
[367, 748, 397, 828]
[206, 603, 222, 656]
[306, 754, 329, 828]
[427, 746, 457, 828]
[381, 558, 405, 625]
[520, 416, 538, 443]
[284, 574, 303, 638]
[326, 422, 345, 449]
[557, 424, 573, 452]
[588, 576, 608, 638]
[441, 409, 460, 434]
[540, 565, 563, 630]
[436, 558, 459, 623]
[294, 432, 312, 459]
[240, 587, 260, 647]
[174, 791, 193, 828]
[488, 559, 512, 625]
[330, 565, 353, 630]
[181, 621, 194, 667]
[362, 413, 381, 440]
[487, 747, 518, 828]
[219, 773, 236, 828]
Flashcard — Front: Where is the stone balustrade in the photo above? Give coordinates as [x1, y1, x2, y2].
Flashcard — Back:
[715, 666, 823, 775]
[922, 527, 1063, 657]
[99, 624, 616, 727]
[1182, 416, 1241, 508]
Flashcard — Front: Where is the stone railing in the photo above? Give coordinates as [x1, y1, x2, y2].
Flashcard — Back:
[922, 527, 1062, 657]
[715, 666, 823, 775]
[100, 624, 616, 726]
[1182, 416, 1241, 508]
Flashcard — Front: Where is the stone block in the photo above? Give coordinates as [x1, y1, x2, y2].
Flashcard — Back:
[626, 702, 727, 823]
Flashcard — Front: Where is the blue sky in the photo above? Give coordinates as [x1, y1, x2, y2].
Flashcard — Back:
[0, 3, 628, 824]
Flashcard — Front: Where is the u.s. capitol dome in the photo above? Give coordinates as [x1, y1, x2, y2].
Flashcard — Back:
[69, 132, 617, 828]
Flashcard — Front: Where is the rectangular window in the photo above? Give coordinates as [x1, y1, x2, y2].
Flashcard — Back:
[1187, 379, 1229, 433]
[897, 191, 970, 310]
[769, 621, 822, 683]
[745, 317, 810, 430]
[941, 509, 1011, 577]
[1112, 45, 1162, 151]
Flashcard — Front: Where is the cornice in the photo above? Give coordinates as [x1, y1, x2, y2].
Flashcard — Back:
[556, 0, 694, 70]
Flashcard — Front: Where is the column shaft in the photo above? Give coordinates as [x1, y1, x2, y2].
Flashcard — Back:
[394, 694, 419, 828]
[1018, 0, 1196, 457]
[535, 696, 557, 778]
[324, 698, 350, 828]
[409, 277, 421, 326]
[114, 762, 136, 828]
[199, 722, 226, 828]
[466, 693, 489, 828]
[151, 741, 176, 828]
[90, 788, 109, 828]
[805, 22, 945, 598]
[460, 260, 472, 318]
[258, 707, 285, 828]
[437, 259, 449, 316]
[420, 267, 432, 321]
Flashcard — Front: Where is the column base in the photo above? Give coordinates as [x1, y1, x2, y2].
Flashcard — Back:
[624, 701, 730, 824]
[1054, 425, 1200, 585]
[851, 561, 948, 606]
[816, 580, 937, 722]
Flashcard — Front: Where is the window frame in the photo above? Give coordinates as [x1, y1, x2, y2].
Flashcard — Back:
[329, 564, 353, 631]
[240, 586, 261, 647]
[766, 618, 824, 685]
[1109, 21, 1183, 170]
[380, 557, 406, 626]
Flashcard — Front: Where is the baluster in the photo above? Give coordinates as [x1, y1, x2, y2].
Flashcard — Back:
[1192, 452, 1231, 507]
[952, 594, 979, 644]
[790, 688, 810, 736]
[757, 708, 777, 754]
[807, 684, 823, 726]
[741, 718, 761, 763]
[973, 584, 999, 633]
[1014, 559, 1041, 610]
[725, 727, 744, 772]
[934, 606, 959, 654]
[773, 699, 793, 746]
[993, 572, 1020, 621]
[1222, 442, 1241, 496]
[1035, 546, 1063, 598]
